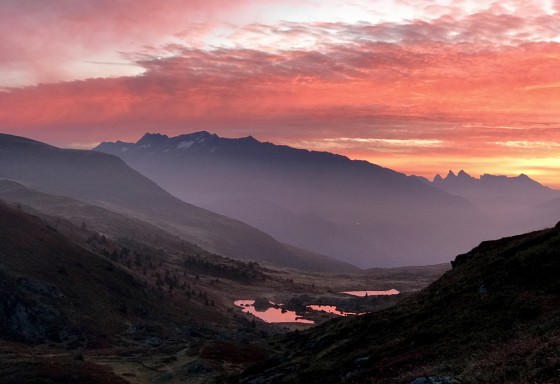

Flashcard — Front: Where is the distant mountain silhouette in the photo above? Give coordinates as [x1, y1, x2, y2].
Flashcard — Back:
[95, 131, 495, 267]
[433, 169, 557, 205]
[0, 133, 354, 272]
[431, 170, 560, 233]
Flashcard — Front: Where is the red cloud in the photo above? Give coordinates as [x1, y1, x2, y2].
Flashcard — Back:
[2, 37, 560, 143]
[0, 0, 277, 86]
[2, 4, 560, 185]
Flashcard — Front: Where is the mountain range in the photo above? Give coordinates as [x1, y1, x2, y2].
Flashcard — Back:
[430, 169, 560, 234]
[432, 169, 559, 211]
[96, 131, 550, 267]
[2, 129, 558, 271]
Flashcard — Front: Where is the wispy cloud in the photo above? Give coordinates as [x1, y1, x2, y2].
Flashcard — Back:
[323, 137, 444, 147]
[494, 141, 560, 149]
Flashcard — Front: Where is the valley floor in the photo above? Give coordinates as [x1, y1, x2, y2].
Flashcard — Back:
[0, 264, 449, 384]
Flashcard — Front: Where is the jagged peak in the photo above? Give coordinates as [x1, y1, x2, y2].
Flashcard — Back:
[457, 169, 471, 178]
[136, 132, 169, 145]
[446, 170, 456, 178]
[136, 131, 263, 145]
[433, 174, 443, 182]
[135, 131, 222, 148]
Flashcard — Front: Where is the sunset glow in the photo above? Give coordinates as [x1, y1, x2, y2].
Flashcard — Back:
[2, 1, 560, 186]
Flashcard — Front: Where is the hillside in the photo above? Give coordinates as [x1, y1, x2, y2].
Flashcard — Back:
[0, 200, 199, 344]
[234, 224, 560, 383]
[0, 198, 448, 383]
[0, 196, 272, 383]
[0, 133, 353, 272]
[0, 179, 189, 248]
[95, 131, 490, 267]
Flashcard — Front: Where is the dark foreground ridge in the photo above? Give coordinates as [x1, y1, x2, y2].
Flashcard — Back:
[234, 224, 560, 383]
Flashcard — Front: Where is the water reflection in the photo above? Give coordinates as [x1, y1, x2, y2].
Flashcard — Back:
[307, 305, 364, 316]
[342, 289, 399, 297]
[234, 300, 314, 324]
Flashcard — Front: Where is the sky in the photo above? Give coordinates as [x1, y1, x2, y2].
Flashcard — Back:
[2, 0, 560, 186]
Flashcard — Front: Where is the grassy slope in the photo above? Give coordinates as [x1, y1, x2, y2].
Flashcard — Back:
[238, 225, 560, 383]
[0, 199, 272, 382]
[0, 200, 191, 343]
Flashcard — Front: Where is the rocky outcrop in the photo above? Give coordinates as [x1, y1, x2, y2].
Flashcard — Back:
[0, 291, 59, 341]
[0, 274, 76, 342]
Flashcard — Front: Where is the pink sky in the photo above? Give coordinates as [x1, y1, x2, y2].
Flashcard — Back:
[2, 0, 560, 186]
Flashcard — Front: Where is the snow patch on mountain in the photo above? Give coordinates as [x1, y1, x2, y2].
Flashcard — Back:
[177, 140, 194, 149]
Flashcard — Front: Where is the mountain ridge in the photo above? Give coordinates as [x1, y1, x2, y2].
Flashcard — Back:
[0, 132, 352, 272]
[430, 169, 560, 229]
[433, 169, 553, 192]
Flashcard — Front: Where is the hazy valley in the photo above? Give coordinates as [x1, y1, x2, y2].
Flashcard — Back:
[1, 132, 560, 383]
[0, 188, 442, 383]
[96, 131, 560, 268]
[95, 132, 483, 268]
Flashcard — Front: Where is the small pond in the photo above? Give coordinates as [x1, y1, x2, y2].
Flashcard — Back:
[306, 305, 364, 317]
[234, 300, 314, 324]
